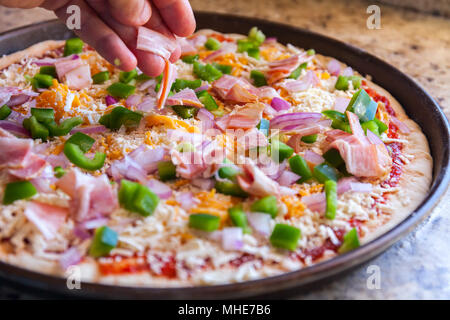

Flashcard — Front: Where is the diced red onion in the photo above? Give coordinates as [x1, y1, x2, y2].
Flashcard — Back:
[0, 120, 30, 137]
[175, 191, 199, 210]
[264, 37, 278, 44]
[279, 186, 297, 196]
[7, 94, 31, 107]
[73, 226, 91, 240]
[334, 97, 350, 113]
[146, 178, 172, 199]
[301, 192, 326, 212]
[137, 96, 156, 112]
[327, 59, 341, 76]
[390, 116, 410, 133]
[221, 227, 243, 251]
[71, 125, 106, 135]
[80, 217, 109, 230]
[125, 94, 141, 108]
[270, 97, 291, 112]
[277, 170, 301, 186]
[105, 95, 117, 106]
[270, 112, 322, 130]
[129, 146, 165, 173]
[197, 108, 215, 130]
[247, 212, 271, 236]
[194, 84, 210, 92]
[31, 177, 53, 193]
[33, 57, 57, 66]
[366, 129, 383, 145]
[303, 150, 324, 165]
[191, 178, 214, 190]
[138, 79, 156, 91]
[342, 67, 353, 76]
[59, 247, 82, 270]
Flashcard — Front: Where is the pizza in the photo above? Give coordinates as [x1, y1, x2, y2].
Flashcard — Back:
[0, 26, 432, 287]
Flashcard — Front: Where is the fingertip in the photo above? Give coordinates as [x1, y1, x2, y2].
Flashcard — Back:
[169, 46, 181, 63]
[136, 52, 165, 76]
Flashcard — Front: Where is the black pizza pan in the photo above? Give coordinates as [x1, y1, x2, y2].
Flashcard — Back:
[0, 12, 448, 299]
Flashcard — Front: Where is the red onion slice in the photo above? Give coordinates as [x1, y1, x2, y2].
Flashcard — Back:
[277, 170, 301, 186]
[303, 150, 324, 165]
[270, 97, 291, 111]
[146, 178, 172, 199]
[59, 247, 82, 270]
[175, 191, 199, 211]
[247, 212, 271, 236]
[270, 112, 322, 130]
[390, 116, 410, 134]
[105, 95, 117, 106]
[327, 59, 341, 76]
[71, 125, 106, 135]
[0, 120, 30, 137]
[221, 227, 244, 251]
[334, 97, 350, 113]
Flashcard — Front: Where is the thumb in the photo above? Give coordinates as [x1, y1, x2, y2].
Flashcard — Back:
[107, 0, 151, 26]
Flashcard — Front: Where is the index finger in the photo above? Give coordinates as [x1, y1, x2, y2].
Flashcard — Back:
[151, 0, 196, 37]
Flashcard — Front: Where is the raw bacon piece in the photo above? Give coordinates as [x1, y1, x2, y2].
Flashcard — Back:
[9, 153, 46, 179]
[216, 102, 265, 130]
[329, 112, 391, 178]
[166, 88, 203, 108]
[56, 169, 118, 222]
[24, 201, 68, 240]
[237, 162, 280, 197]
[65, 64, 92, 90]
[212, 75, 258, 103]
[137, 26, 177, 60]
[265, 54, 305, 84]
[55, 58, 82, 80]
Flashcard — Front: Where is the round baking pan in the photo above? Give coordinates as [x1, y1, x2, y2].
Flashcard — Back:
[0, 12, 448, 299]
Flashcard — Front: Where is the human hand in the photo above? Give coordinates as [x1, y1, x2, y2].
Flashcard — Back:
[0, 0, 196, 76]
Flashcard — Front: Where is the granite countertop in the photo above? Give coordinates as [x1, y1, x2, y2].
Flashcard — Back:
[0, 0, 449, 299]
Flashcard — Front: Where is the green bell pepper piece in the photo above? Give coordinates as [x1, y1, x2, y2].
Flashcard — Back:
[119, 180, 159, 217]
[301, 134, 317, 144]
[158, 161, 176, 181]
[89, 226, 118, 258]
[204, 37, 221, 51]
[172, 105, 198, 119]
[250, 70, 267, 87]
[63, 143, 106, 171]
[228, 205, 251, 234]
[346, 89, 378, 122]
[338, 228, 360, 253]
[63, 38, 84, 56]
[196, 90, 219, 111]
[0, 105, 11, 120]
[288, 62, 307, 80]
[325, 180, 337, 220]
[322, 148, 344, 168]
[270, 140, 294, 163]
[250, 195, 278, 218]
[181, 54, 199, 64]
[189, 213, 220, 232]
[3, 181, 37, 205]
[270, 223, 301, 251]
[215, 180, 247, 198]
[119, 69, 138, 84]
[313, 163, 340, 183]
[39, 66, 57, 78]
[99, 106, 143, 131]
[106, 82, 136, 99]
[289, 155, 312, 183]
[92, 71, 110, 84]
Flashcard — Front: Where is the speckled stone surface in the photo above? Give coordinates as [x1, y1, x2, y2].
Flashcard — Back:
[0, 0, 449, 300]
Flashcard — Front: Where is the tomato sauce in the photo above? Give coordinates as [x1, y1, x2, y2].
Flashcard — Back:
[99, 254, 177, 279]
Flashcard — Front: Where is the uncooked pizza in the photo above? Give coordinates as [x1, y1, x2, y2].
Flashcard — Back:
[0, 26, 432, 286]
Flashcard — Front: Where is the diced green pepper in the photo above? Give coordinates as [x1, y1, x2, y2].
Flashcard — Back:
[193, 61, 223, 82]
[250, 70, 267, 87]
[23, 116, 49, 141]
[325, 180, 337, 220]
[257, 118, 270, 136]
[335, 76, 362, 91]
[212, 63, 232, 74]
[136, 73, 151, 81]
[3, 181, 37, 205]
[228, 205, 251, 234]
[301, 134, 317, 144]
[181, 54, 199, 64]
[313, 163, 340, 183]
[47, 117, 83, 136]
[106, 82, 136, 99]
[250, 195, 278, 218]
[89, 226, 118, 258]
[361, 120, 380, 136]
[54, 166, 66, 178]
[66, 132, 95, 153]
[248, 27, 266, 45]
[218, 166, 239, 180]
[247, 48, 260, 60]
[270, 223, 301, 251]
[119, 69, 138, 84]
[172, 105, 198, 119]
[177, 142, 195, 153]
[31, 108, 54, 125]
[196, 90, 219, 111]
[322, 148, 344, 168]
[0, 105, 11, 120]
[92, 71, 110, 84]
[338, 228, 360, 253]
[288, 62, 307, 80]
[270, 140, 294, 163]
[64, 38, 84, 56]
[374, 118, 388, 134]
[158, 161, 176, 181]
[306, 49, 316, 56]
[205, 37, 221, 51]
[171, 78, 202, 92]
[237, 39, 258, 53]
[289, 155, 312, 183]
[189, 213, 220, 232]
[63, 143, 106, 171]
[99, 106, 143, 131]
[215, 180, 247, 197]
[39, 66, 57, 78]
[33, 73, 53, 89]
[119, 180, 159, 217]
[346, 89, 378, 122]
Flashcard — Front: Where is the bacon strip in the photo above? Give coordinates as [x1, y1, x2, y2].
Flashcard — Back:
[265, 54, 305, 84]
[24, 201, 68, 240]
[329, 112, 392, 178]
[137, 27, 177, 60]
[215, 102, 265, 131]
[212, 75, 258, 104]
[237, 162, 280, 197]
[166, 88, 203, 108]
